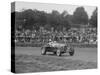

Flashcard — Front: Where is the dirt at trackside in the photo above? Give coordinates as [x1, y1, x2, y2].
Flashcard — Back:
[15, 54, 97, 73]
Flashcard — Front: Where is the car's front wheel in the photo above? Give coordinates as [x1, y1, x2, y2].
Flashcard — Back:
[41, 47, 46, 55]
[56, 49, 61, 56]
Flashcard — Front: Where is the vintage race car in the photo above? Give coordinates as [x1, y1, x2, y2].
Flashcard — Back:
[41, 41, 74, 56]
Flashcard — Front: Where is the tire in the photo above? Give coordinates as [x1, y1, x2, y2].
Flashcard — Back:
[56, 49, 61, 56]
[41, 47, 46, 55]
[69, 49, 74, 56]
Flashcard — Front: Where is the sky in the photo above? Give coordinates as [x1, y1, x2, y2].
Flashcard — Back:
[15, 1, 96, 18]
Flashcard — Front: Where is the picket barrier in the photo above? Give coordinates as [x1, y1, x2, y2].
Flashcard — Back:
[15, 42, 97, 48]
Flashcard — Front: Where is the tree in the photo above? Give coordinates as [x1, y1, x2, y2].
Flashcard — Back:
[65, 14, 73, 24]
[52, 10, 60, 16]
[61, 10, 68, 17]
[14, 9, 71, 31]
[89, 8, 97, 27]
[72, 7, 88, 25]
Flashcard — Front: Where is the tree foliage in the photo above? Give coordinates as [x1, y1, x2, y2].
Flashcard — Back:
[12, 7, 97, 31]
[13, 9, 70, 31]
[72, 7, 88, 25]
[89, 8, 97, 27]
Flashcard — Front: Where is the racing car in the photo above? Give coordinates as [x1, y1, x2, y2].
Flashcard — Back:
[41, 41, 74, 56]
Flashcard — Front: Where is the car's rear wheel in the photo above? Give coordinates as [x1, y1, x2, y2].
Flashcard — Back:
[41, 47, 46, 55]
[56, 49, 61, 56]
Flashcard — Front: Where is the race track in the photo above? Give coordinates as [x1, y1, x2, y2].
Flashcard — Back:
[15, 47, 97, 63]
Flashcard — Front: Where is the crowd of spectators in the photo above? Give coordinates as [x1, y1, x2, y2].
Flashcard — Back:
[15, 26, 97, 45]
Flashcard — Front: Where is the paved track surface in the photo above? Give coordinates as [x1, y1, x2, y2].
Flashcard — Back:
[15, 47, 97, 63]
